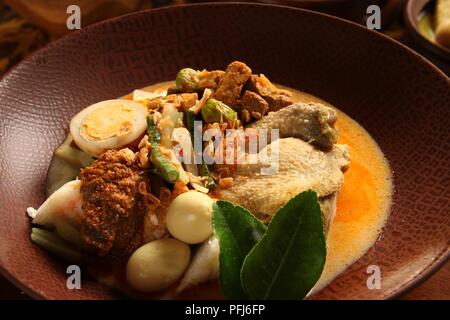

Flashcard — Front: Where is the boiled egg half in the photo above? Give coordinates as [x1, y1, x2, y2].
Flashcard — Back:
[70, 99, 148, 157]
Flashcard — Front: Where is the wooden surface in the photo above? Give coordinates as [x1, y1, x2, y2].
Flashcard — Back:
[0, 260, 448, 299]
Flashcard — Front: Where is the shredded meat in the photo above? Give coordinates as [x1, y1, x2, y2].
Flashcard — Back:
[148, 93, 198, 111]
[214, 61, 252, 107]
[198, 70, 224, 91]
[80, 149, 147, 259]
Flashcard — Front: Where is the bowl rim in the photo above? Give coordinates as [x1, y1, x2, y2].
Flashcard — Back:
[257, 0, 353, 5]
[0, 1, 448, 300]
[404, 0, 450, 61]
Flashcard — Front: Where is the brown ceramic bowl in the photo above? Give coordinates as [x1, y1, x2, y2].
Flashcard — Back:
[0, 3, 449, 300]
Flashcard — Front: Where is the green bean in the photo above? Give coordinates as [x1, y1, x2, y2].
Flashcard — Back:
[184, 109, 196, 135]
[184, 110, 216, 189]
[175, 68, 200, 93]
[147, 116, 180, 183]
[31, 227, 82, 263]
[198, 164, 215, 189]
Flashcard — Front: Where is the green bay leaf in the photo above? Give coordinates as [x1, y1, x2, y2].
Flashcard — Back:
[212, 200, 267, 299]
[241, 190, 326, 300]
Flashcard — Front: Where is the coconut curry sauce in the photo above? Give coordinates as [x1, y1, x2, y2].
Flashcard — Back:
[284, 87, 393, 294]
[92, 82, 393, 298]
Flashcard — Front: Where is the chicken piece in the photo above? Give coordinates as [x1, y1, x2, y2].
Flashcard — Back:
[80, 148, 147, 259]
[248, 102, 339, 149]
[214, 61, 252, 107]
[216, 138, 349, 227]
[319, 194, 337, 235]
[245, 74, 293, 111]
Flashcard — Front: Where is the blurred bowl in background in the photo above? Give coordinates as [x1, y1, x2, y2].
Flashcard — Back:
[404, 0, 450, 73]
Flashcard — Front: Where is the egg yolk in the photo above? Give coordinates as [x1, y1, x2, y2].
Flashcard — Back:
[80, 104, 135, 141]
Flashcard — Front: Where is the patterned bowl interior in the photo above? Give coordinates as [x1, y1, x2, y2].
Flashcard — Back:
[0, 3, 448, 299]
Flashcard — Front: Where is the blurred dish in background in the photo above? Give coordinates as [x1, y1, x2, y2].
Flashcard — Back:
[3, 0, 150, 36]
[0, 0, 188, 75]
[0, 4, 47, 74]
[435, 0, 450, 48]
[417, 0, 450, 49]
[405, 0, 450, 73]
